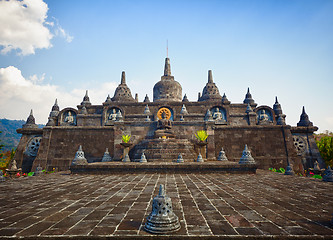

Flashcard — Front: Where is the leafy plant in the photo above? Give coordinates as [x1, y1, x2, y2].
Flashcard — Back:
[122, 135, 131, 143]
[276, 168, 285, 173]
[28, 172, 34, 177]
[316, 136, 333, 167]
[195, 130, 208, 142]
[312, 174, 322, 179]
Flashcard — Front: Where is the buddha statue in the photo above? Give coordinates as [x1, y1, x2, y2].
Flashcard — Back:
[258, 109, 270, 124]
[65, 112, 74, 123]
[108, 109, 117, 121]
[154, 112, 175, 139]
[213, 107, 223, 120]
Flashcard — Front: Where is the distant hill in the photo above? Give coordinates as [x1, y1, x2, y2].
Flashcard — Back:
[0, 119, 44, 152]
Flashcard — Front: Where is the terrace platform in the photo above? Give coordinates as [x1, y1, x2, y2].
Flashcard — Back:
[0, 170, 332, 239]
[70, 161, 257, 174]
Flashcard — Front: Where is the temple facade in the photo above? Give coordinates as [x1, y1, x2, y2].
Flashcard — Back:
[15, 58, 323, 173]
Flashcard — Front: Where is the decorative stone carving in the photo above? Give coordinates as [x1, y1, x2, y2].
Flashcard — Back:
[144, 105, 150, 114]
[116, 110, 123, 122]
[245, 103, 253, 114]
[144, 94, 150, 103]
[292, 135, 307, 155]
[22, 109, 38, 129]
[273, 96, 282, 115]
[71, 145, 88, 165]
[35, 164, 43, 176]
[217, 148, 228, 161]
[26, 137, 42, 157]
[182, 94, 189, 102]
[204, 109, 213, 121]
[81, 90, 91, 106]
[297, 106, 313, 127]
[144, 184, 180, 234]
[197, 153, 204, 162]
[176, 153, 184, 163]
[239, 145, 255, 164]
[155, 112, 175, 139]
[105, 94, 112, 103]
[62, 110, 77, 126]
[323, 166, 333, 182]
[180, 104, 188, 115]
[101, 148, 112, 162]
[135, 93, 139, 102]
[153, 58, 182, 102]
[257, 109, 272, 125]
[198, 70, 222, 101]
[145, 115, 151, 121]
[123, 153, 130, 162]
[179, 115, 184, 121]
[221, 93, 231, 105]
[108, 109, 117, 121]
[6, 159, 21, 178]
[212, 107, 223, 121]
[243, 88, 255, 105]
[47, 99, 60, 126]
[140, 152, 147, 163]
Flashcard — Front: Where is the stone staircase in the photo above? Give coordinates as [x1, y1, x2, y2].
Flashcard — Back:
[130, 138, 197, 162]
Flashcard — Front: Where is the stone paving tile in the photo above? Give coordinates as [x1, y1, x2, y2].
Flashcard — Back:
[0, 170, 332, 239]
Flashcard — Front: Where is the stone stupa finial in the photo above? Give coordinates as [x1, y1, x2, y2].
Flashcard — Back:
[297, 106, 313, 127]
[52, 99, 59, 111]
[23, 109, 38, 129]
[112, 71, 135, 102]
[273, 96, 283, 115]
[143, 94, 150, 103]
[121, 71, 126, 84]
[239, 144, 256, 164]
[105, 94, 112, 103]
[221, 93, 231, 104]
[208, 70, 213, 83]
[198, 70, 222, 101]
[182, 94, 189, 102]
[243, 88, 255, 105]
[81, 90, 91, 106]
[164, 58, 171, 76]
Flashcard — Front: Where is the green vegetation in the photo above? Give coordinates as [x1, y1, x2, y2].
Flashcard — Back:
[316, 136, 333, 167]
[195, 130, 208, 142]
[268, 167, 285, 173]
[122, 135, 131, 143]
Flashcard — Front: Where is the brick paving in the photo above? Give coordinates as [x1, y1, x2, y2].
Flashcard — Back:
[0, 170, 332, 239]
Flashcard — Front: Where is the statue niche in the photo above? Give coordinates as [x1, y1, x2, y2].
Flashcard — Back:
[61, 110, 77, 126]
[154, 112, 175, 139]
[105, 107, 123, 125]
[211, 107, 226, 124]
[257, 108, 273, 125]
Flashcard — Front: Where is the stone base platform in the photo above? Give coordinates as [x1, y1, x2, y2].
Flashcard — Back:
[0, 170, 332, 239]
[70, 162, 257, 174]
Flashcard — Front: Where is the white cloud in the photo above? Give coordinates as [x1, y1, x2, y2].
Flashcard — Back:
[0, 0, 73, 56]
[0, 66, 118, 124]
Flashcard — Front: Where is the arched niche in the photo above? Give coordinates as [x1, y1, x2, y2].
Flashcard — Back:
[210, 106, 227, 122]
[59, 108, 78, 126]
[105, 106, 124, 125]
[255, 106, 274, 125]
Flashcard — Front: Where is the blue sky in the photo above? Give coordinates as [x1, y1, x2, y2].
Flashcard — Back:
[0, 0, 332, 132]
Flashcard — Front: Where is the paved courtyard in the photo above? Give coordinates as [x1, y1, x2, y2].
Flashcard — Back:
[0, 170, 332, 239]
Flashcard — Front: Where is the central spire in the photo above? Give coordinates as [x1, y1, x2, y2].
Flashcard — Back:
[164, 58, 171, 76]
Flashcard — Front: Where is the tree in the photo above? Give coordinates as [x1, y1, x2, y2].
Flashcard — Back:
[316, 136, 333, 167]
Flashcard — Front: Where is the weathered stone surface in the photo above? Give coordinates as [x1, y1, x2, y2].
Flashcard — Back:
[0, 170, 332, 238]
[323, 166, 333, 182]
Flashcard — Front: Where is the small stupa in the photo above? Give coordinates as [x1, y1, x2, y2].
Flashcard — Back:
[101, 148, 112, 162]
[71, 145, 88, 165]
[217, 148, 228, 161]
[145, 184, 180, 234]
[239, 145, 256, 164]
